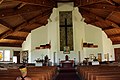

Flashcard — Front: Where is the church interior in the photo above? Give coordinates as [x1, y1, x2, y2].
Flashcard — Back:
[0, 0, 120, 80]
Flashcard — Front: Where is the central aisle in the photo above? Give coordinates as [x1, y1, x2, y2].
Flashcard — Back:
[54, 67, 80, 80]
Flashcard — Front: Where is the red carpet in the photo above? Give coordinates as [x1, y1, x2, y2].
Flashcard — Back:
[55, 67, 80, 80]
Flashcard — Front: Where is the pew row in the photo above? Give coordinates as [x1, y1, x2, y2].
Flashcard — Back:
[77, 65, 120, 80]
[0, 66, 57, 80]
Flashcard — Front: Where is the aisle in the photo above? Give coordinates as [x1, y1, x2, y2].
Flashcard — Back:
[55, 68, 80, 80]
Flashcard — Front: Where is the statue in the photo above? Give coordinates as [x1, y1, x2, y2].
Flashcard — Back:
[44, 55, 49, 66]
[65, 55, 69, 61]
[45, 55, 48, 62]
[93, 56, 98, 61]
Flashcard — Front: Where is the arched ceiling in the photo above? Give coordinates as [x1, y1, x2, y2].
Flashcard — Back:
[0, 0, 120, 47]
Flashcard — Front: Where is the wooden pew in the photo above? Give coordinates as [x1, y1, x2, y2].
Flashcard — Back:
[96, 75, 120, 80]
[0, 66, 57, 80]
[77, 65, 120, 80]
[0, 76, 41, 80]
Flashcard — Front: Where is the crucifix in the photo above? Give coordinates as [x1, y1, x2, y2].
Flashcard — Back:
[65, 18, 68, 46]
[60, 18, 72, 46]
[60, 11, 73, 51]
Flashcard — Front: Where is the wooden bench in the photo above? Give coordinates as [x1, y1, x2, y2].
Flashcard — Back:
[77, 65, 120, 80]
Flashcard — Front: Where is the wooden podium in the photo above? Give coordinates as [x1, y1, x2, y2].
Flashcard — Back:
[60, 60, 74, 68]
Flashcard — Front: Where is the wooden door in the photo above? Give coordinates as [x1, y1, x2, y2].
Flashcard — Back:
[114, 48, 120, 62]
[13, 51, 20, 63]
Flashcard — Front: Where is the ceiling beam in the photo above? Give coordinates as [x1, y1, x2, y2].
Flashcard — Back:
[106, 11, 120, 25]
[106, 11, 115, 20]
[0, 9, 52, 39]
[15, 2, 26, 9]
[0, 5, 52, 18]
[80, 6, 115, 12]
[0, 19, 13, 30]
[0, 43, 22, 47]
[15, 0, 55, 7]
[108, 33, 120, 38]
[105, 20, 120, 28]
[49, 0, 56, 4]
[102, 26, 115, 30]
[35, 21, 48, 26]
[19, 29, 31, 33]
[55, 0, 74, 2]
[112, 41, 120, 44]
[0, 30, 13, 39]
[106, 0, 116, 5]
[5, 36, 26, 40]
[28, 10, 52, 24]
[0, 0, 4, 4]
[78, 0, 106, 7]
[80, 7, 120, 29]
[79, 7, 104, 24]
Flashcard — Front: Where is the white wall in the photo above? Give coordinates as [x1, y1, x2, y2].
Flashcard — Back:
[22, 33, 31, 63]
[31, 26, 48, 49]
[102, 31, 114, 61]
[84, 24, 103, 60]
[30, 26, 49, 63]
[113, 44, 120, 48]
[84, 24, 114, 61]
[47, 8, 58, 64]
[73, 7, 86, 62]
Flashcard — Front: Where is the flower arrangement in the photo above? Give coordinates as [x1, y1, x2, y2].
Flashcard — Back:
[35, 58, 44, 63]
[0, 52, 2, 60]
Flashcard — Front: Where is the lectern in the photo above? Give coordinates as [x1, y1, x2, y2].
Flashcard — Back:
[60, 60, 74, 68]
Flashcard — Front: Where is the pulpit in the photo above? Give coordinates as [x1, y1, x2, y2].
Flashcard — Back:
[60, 60, 74, 68]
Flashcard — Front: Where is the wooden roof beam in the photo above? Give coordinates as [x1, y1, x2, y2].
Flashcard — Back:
[108, 33, 120, 38]
[78, 0, 106, 7]
[106, 11, 115, 19]
[28, 10, 52, 24]
[106, 0, 116, 5]
[106, 20, 120, 28]
[15, 2, 26, 9]
[5, 36, 26, 40]
[112, 0, 120, 5]
[19, 29, 31, 33]
[0, 9, 52, 39]
[0, 19, 13, 30]
[102, 26, 115, 30]
[106, 11, 120, 25]
[112, 41, 120, 44]
[0, 0, 4, 4]
[15, 0, 55, 7]
[79, 8, 104, 23]
[55, 0, 74, 2]
[0, 6, 52, 18]
[0, 30, 13, 39]
[0, 43, 22, 47]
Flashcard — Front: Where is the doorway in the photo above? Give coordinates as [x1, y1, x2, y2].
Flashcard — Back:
[114, 48, 120, 62]
[13, 51, 20, 63]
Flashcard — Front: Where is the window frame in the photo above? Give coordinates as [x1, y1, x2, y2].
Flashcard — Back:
[0, 49, 11, 62]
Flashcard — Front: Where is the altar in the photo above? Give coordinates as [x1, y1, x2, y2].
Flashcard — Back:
[60, 60, 74, 68]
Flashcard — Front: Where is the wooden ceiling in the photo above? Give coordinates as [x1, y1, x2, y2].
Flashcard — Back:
[0, 0, 120, 47]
